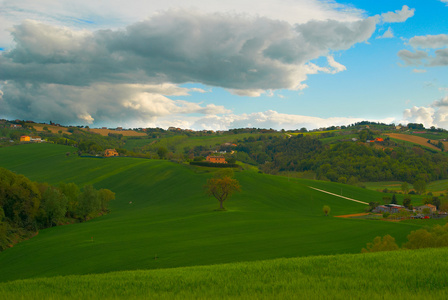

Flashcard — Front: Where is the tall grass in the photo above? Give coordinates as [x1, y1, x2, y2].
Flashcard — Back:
[1, 248, 447, 299]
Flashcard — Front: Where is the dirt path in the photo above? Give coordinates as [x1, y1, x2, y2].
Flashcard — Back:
[386, 133, 441, 151]
[308, 186, 369, 205]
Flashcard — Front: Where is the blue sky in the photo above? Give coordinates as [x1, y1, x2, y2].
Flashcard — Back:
[0, 0, 447, 130]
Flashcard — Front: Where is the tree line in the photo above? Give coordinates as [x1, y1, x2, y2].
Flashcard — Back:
[0, 167, 115, 251]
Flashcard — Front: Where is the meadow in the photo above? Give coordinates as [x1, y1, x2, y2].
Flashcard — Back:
[0, 247, 447, 299]
[0, 144, 438, 284]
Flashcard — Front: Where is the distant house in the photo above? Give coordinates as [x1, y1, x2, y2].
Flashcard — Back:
[11, 124, 22, 129]
[373, 204, 407, 214]
[415, 204, 437, 214]
[20, 135, 31, 142]
[30, 136, 42, 142]
[206, 155, 227, 164]
[375, 138, 384, 142]
[104, 149, 119, 157]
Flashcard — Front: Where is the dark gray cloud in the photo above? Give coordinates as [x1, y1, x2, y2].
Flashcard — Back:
[1, 11, 378, 89]
[397, 49, 429, 66]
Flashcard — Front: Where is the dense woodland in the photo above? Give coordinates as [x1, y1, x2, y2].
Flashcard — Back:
[0, 168, 114, 251]
[235, 134, 448, 183]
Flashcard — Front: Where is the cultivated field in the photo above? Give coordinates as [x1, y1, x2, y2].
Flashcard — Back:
[28, 123, 71, 134]
[0, 143, 429, 283]
[386, 133, 441, 151]
[89, 128, 147, 137]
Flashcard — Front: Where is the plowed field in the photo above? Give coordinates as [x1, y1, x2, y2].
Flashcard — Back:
[386, 133, 441, 151]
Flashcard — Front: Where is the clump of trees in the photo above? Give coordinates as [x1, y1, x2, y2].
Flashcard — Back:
[361, 223, 448, 254]
[361, 235, 399, 253]
[0, 168, 115, 251]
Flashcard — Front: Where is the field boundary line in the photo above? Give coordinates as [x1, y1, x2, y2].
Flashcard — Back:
[308, 186, 369, 205]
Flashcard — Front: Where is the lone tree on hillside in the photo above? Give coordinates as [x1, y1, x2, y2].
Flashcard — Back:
[323, 205, 331, 216]
[205, 169, 241, 210]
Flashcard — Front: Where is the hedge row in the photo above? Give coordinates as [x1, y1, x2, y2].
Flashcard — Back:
[190, 161, 239, 168]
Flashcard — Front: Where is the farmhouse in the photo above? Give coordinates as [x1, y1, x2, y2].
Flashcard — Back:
[415, 204, 437, 214]
[104, 149, 119, 157]
[20, 135, 31, 142]
[30, 136, 42, 142]
[206, 155, 227, 164]
[373, 204, 407, 214]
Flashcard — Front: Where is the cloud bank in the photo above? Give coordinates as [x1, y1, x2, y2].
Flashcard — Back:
[0, 6, 414, 128]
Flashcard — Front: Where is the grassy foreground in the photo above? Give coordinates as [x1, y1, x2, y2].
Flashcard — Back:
[0, 144, 435, 283]
[1, 247, 447, 299]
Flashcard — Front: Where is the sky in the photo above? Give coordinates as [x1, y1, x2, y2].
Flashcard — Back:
[0, 0, 447, 130]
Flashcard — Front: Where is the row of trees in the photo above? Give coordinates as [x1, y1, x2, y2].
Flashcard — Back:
[0, 168, 115, 251]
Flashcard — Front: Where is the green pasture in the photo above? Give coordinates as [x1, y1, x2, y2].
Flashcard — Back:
[411, 132, 448, 140]
[0, 144, 432, 282]
[1, 247, 448, 299]
[122, 138, 156, 151]
[365, 180, 448, 194]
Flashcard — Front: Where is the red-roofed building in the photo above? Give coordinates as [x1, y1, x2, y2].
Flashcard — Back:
[206, 155, 227, 164]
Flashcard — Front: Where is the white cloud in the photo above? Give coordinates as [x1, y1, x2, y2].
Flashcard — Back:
[440, 0, 448, 5]
[0, 82, 230, 125]
[186, 110, 394, 131]
[377, 27, 394, 39]
[381, 5, 414, 23]
[401, 96, 448, 129]
[402, 106, 435, 128]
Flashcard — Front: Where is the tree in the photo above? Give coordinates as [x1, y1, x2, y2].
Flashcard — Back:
[323, 205, 331, 216]
[205, 171, 241, 210]
[413, 180, 426, 195]
[361, 235, 399, 253]
[403, 196, 412, 209]
[391, 194, 397, 204]
[76, 185, 100, 221]
[39, 187, 68, 227]
[157, 147, 168, 159]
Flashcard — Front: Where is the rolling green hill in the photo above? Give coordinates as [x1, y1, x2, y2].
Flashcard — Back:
[0, 144, 434, 283]
[1, 247, 447, 299]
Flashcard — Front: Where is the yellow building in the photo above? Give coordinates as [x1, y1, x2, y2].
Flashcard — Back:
[104, 149, 119, 157]
[20, 135, 31, 142]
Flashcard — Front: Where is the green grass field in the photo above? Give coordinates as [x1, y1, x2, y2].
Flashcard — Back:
[1, 247, 447, 299]
[365, 180, 448, 195]
[0, 144, 440, 284]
